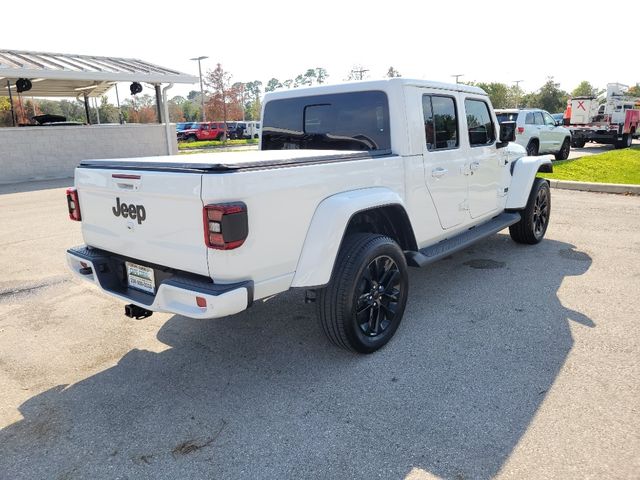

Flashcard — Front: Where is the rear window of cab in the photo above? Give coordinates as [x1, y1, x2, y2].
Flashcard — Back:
[261, 91, 391, 151]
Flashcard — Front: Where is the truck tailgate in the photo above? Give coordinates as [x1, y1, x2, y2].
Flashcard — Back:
[75, 168, 208, 277]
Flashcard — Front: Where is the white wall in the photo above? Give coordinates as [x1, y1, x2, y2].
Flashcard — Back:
[0, 124, 178, 184]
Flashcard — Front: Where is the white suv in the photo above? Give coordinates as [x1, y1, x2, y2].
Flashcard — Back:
[496, 108, 571, 160]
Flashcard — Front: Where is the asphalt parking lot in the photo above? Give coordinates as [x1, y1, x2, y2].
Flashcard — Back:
[0, 181, 638, 479]
[567, 138, 640, 160]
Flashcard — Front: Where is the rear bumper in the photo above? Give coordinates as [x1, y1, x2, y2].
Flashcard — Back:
[66, 245, 252, 319]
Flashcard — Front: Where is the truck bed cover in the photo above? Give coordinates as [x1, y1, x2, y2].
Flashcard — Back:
[79, 149, 392, 173]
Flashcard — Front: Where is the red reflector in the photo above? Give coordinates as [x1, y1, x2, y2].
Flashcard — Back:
[196, 296, 207, 308]
[112, 174, 141, 180]
[66, 187, 81, 221]
[209, 233, 225, 246]
[517, 127, 525, 134]
[80, 261, 88, 268]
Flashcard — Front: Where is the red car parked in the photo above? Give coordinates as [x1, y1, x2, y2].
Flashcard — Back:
[177, 122, 227, 142]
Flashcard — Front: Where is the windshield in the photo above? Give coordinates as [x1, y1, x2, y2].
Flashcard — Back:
[262, 91, 391, 151]
[177, 122, 197, 131]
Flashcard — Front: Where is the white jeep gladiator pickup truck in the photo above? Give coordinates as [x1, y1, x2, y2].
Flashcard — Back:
[66, 78, 552, 353]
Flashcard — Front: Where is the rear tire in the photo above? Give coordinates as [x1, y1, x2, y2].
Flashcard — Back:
[555, 138, 570, 160]
[571, 138, 586, 148]
[316, 234, 409, 353]
[616, 134, 632, 149]
[526, 140, 539, 156]
[509, 178, 551, 245]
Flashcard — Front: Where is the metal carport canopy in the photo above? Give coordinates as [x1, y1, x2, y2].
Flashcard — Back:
[0, 49, 198, 97]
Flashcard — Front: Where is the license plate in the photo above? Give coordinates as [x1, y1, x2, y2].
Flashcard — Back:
[126, 262, 155, 294]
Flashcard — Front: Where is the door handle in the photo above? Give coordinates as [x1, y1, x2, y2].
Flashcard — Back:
[431, 167, 448, 178]
[469, 161, 480, 171]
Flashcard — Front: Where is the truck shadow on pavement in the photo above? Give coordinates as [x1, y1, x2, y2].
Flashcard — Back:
[0, 236, 593, 479]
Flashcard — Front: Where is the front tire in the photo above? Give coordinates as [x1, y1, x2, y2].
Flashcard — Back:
[555, 138, 570, 160]
[509, 178, 551, 245]
[317, 234, 409, 353]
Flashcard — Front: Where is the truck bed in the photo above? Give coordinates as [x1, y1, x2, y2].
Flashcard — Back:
[79, 149, 392, 173]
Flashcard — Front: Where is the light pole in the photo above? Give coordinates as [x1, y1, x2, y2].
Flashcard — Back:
[513, 80, 524, 108]
[190, 56, 208, 121]
[452, 74, 464, 84]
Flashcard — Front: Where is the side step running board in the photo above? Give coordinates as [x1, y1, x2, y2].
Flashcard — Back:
[405, 212, 521, 268]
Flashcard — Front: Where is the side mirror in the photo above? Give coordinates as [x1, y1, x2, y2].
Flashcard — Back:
[556, 120, 563, 126]
[497, 121, 516, 148]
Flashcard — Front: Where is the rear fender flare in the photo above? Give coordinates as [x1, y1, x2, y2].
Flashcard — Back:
[291, 188, 406, 288]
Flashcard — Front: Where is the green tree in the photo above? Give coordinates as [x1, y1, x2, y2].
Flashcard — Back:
[347, 65, 369, 81]
[167, 98, 185, 123]
[509, 85, 525, 108]
[293, 74, 305, 88]
[627, 83, 640, 97]
[0, 96, 13, 127]
[474, 82, 511, 109]
[97, 96, 121, 124]
[244, 81, 263, 120]
[571, 81, 599, 97]
[58, 100, 87, 122]
[282, 79, 293, 89]
[181, 101, 199, 121]
[265, 78, 282, 92]
[246, 97, 261, 121]
[386, 66, 401, 78]
[315, 68, 328, 84]
[244, 81, 262, 101]
[303, 69, 317, 86]
[535, 78, 569, 113]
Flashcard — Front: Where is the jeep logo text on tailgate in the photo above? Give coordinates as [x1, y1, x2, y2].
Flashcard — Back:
[112, 197, 146, 224]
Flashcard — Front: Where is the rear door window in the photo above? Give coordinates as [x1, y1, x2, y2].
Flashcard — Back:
[534, 112, 544, 125]
[423, 94, 459, 150]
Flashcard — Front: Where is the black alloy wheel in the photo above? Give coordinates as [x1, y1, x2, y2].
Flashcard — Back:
[509, 178, 551, 244]
[317, 234, 409, 353]
[355, 255, 402, 338]
[555, 138, 570, 160]
[532, 186, 550, 239]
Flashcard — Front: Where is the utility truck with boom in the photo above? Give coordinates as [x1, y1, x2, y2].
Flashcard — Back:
[66, 78, 552, 353]
[565, 83, 640, 149]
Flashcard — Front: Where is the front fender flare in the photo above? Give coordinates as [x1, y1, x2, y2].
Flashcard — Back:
[291, 187, 406, 288]
[506, 155, 553, 209]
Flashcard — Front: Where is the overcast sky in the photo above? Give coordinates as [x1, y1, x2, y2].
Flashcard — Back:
[1, 0, 637, 99]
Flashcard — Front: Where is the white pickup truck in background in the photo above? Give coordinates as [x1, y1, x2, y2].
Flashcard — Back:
[66, 78, 552, 353]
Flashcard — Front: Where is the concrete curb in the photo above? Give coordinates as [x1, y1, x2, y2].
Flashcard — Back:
[548, 179, 640, 194]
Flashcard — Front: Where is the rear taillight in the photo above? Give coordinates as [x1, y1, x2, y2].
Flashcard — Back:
[66, 187, 81, 221]
[203, 203, 248, 250]
[517, 127, 525, 134]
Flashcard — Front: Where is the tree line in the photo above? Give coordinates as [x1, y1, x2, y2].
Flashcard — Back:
[1, 66, 639, 127]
